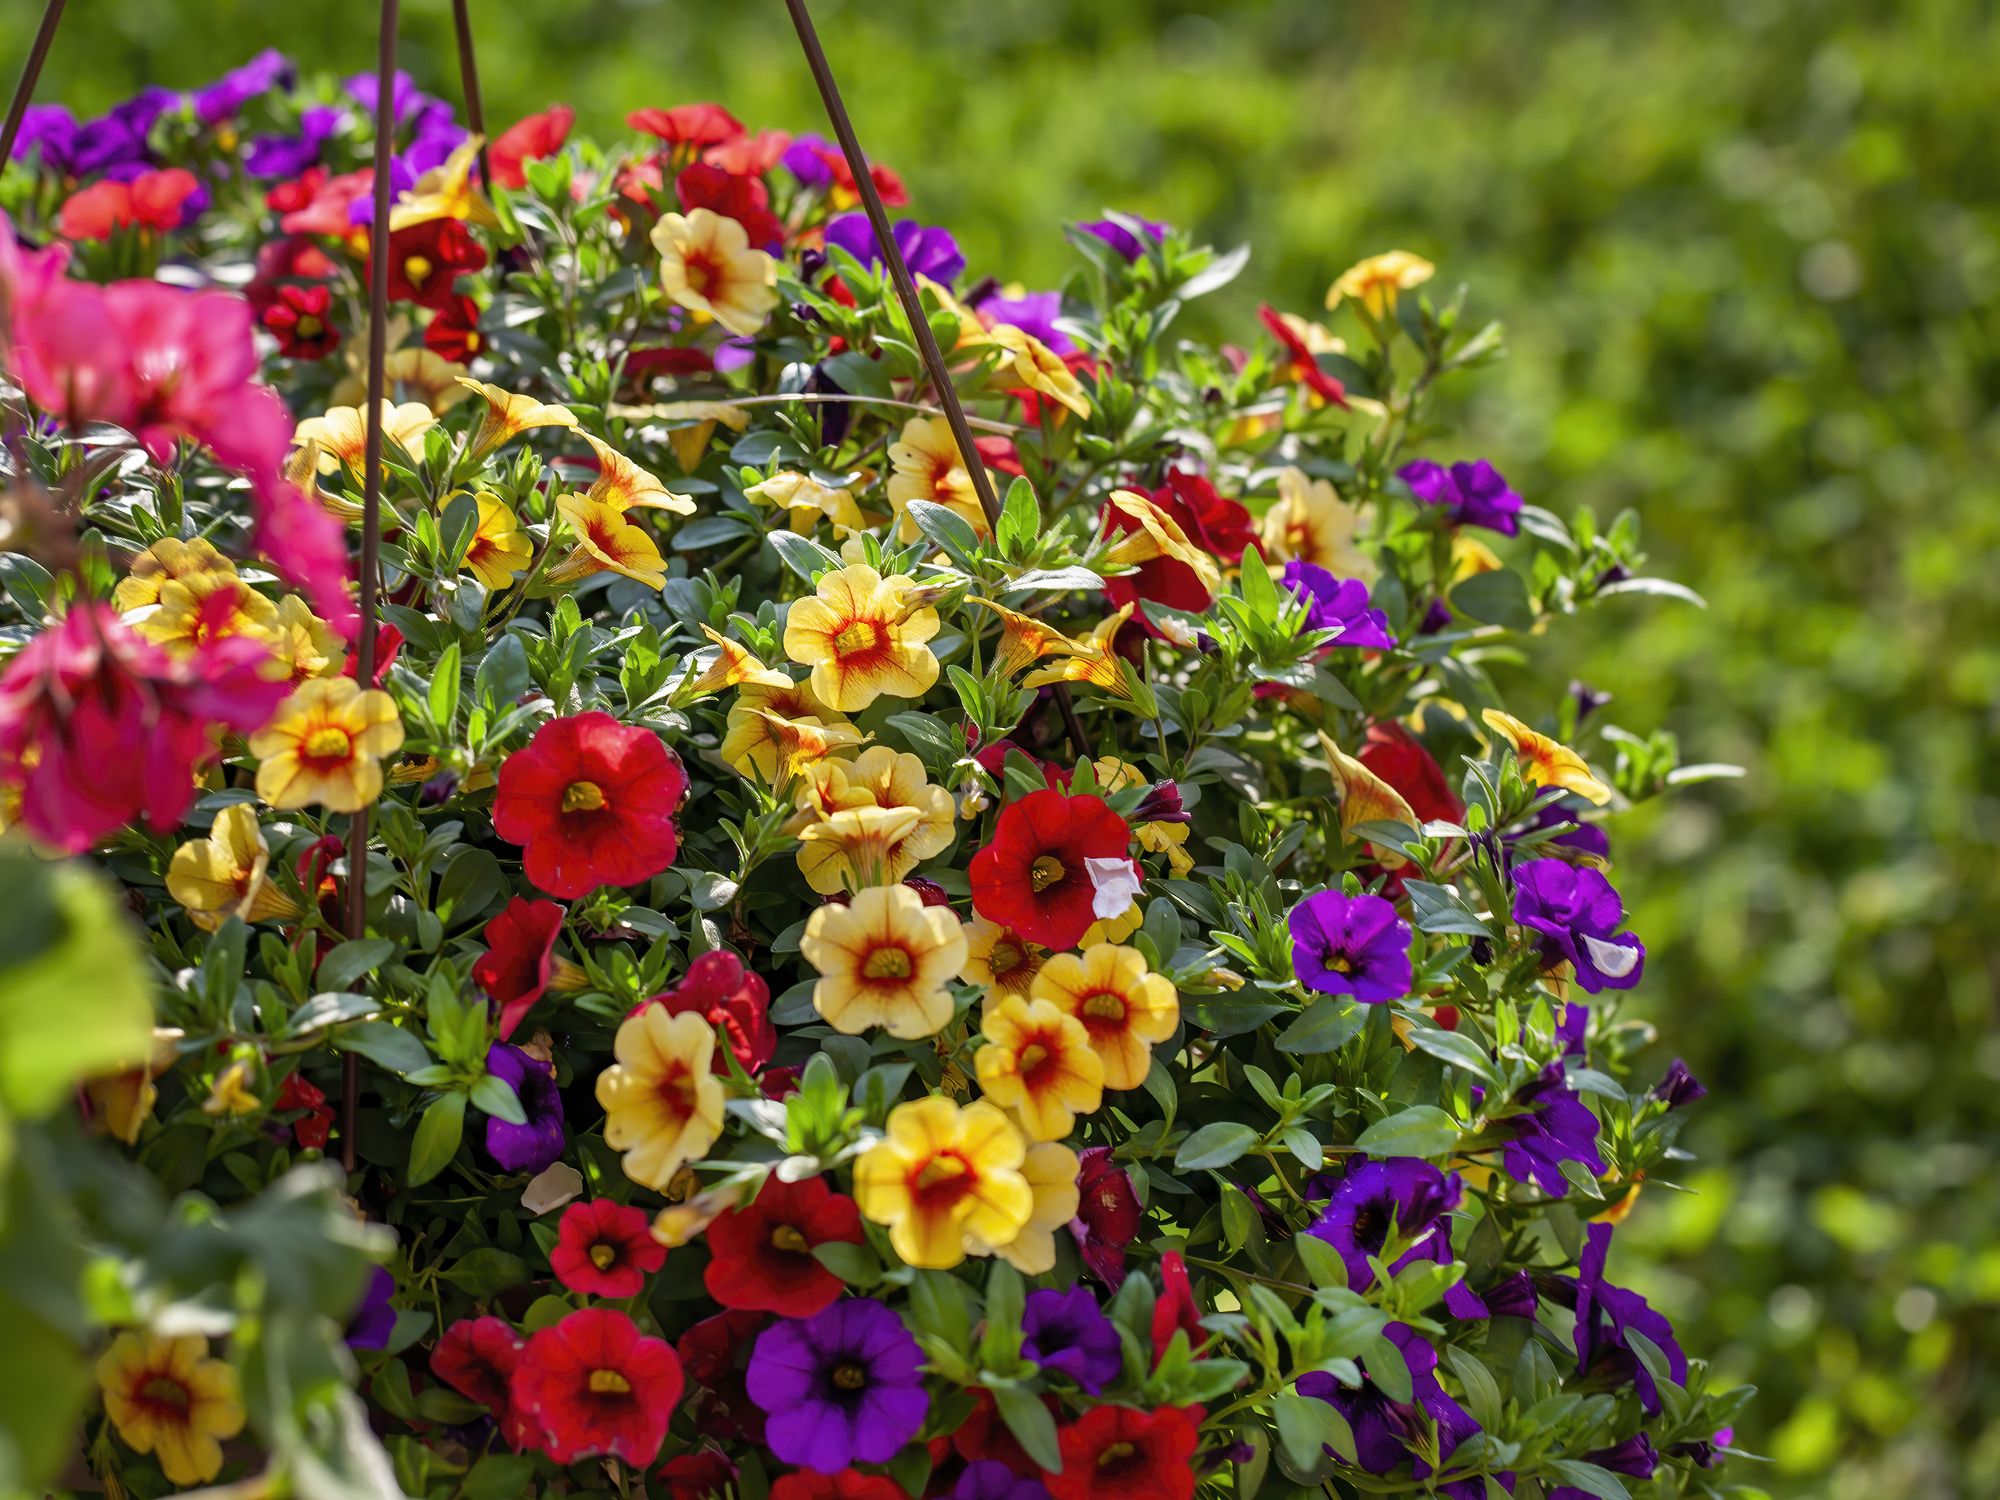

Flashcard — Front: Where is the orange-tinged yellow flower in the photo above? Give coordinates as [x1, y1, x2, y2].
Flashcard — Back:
[389, 137, 500, 231]
[81, 1028, 183, 1146]
[720, 671, 858, 780]
[918, 275, 996, 351]
[790, 746, 955, 893]
[976, 995, 1104, 1141]
[463, 494, 534, 590]
[167, 803, 300, 932]
[783, 564, 941, 712]
[134, 570, 278, 657]
[966, 597, 1068, 681]
[581, 431, 695, 515]
[1481, 709, 1612, 806]
[610, 399, 752, 473]
[595, 1007, 726, 1192]
[457, 378, 579, 460]
[971, 1140, 1080, 1273]
[1259, 466, 1373, 580]
[853, 1097, 1033, 1270]
[385, 346, 472, 411]
[651, 207, 779, 336]
[1319, 732, 1419, 867]
[1453, 534, 1502, 579]
[1326, 250, 1436, 317]
[285, 439, 365, 524]
[96, 1332, 246, 1486]
[294, 400, 438, 473]
[1100, 489, 1222, 597]
[962, 914, 1048, 1006]
[988, 323, 1091, 419]
[113, 537, 233, 612]
[1031, 942, 1178, 1091]
[689, 624, 781, 698]
[543, 493, 669, 590]
[250, 677, 405, 812]
[747, 469, 868, 537]
[264, 594, 345, 685]
[802, 883, 967, 1040]
[886, 416, 986, 540]
[1022, 603, 1135, 699]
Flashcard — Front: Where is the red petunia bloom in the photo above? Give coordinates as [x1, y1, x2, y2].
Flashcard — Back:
[550, 1198, 667, 1298]
[703, 1176, 862, 1318]
[378, 218, 488, 309]
[492, 712, 687, 900]
[276, 1072, 333, 1149]
[432, 1315, 525, 1416]
[474, 896, 566, 1039]
[658, 1447, 737, 1499]
[627, 103, 745, 150]
[676, 1308, 767, 1444]
[1358, 721, 1464, 825]
[769, 1471, 908, 1500]
[1073, 1145, 1143, 1285]
[974, 433, 1026, 478]
[803, 144, 908, 208]
[511, 1307, 684, 1466]
[491, 104, 576, 190]
[265, 165, 327, 216]
[632, 949, 776, 1076]
[1257, 303, 1348, 407]
[675, 162, 783, 252]
[1048, 1405, 1200, 1500]
[342, 622, 403, 688]
[1150, 1251, 1204, 1367]
[1103, 469, 1254, 617]
[704, 127, 791, 176]
[57, 169, 201, 241]
[424, 292, 485, 363]
[969, 789, 1133, 950]
[244, 234, 337, 316]
[262, 282, 340, 360]
[759, 1065, 802, 1100]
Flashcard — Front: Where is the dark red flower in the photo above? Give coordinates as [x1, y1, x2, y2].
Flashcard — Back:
[431, 1315, 525, 1416]
[951, 1388, 1049, 1477]
[1150, 1251, 1204, 1367]
[550, 1198, 667, 1298]
[1103, 469, 1254, 616]
[262, 281, 340, 360]
[632, 950, 775, 1076]
[769, 1471, 908, 1500]
[1257, 303, 1348, 407]
[1358, 721, 1465, 825]
[473, 896, 566, 1040]
[969, 789, 1132, 950]
[704, 1176, 863, 1318]
[265, 165, 327, 216]
[676, 1308, 767, 1444]
[1048, 1405, 1199, 1500]
[675, 162, 783, 252]
[376, 218, 488, 309]
[492, 712, 687, 900]
[341, 622, 403, 688]
[276, 1072, 333, 1149]
[903, 876, 951, 907]
[424, 292, 485, 363]
[511, 1307, 684, 1466]
[759, 1065, 802, 1100]
[627, 103, 745, 150]
[972, 738, 1071, 791]
[244, 234, 336, 315]
[295, 834, 347, 928]
[658, 1447, 737, 1500]
[1073, 1145, 1143, 1285]
[621, 345, 714, 390]
[491, 104, 575, 190]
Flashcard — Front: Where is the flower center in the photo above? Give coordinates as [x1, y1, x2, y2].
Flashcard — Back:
[914, 1153, 968, 1191]
[991, 940, 1025, 973]
[1097, 1440, 1140, 1471]
[1018, 1041, 1052, 1076]
[684, 251, 719, 297]
[832, 619, 880, 657]
[1324, 950, 1354, 974]
[303, 725, 353, 760]
[562, 780, 607, 813]
[295, 314, 323, 339]
[138, 1376, 191, 1413]
[587, 1369, 632, 1396]
[589, 1242, 618, 1270]
[771, 1223, 811, 1255]
[862, 946, 913, 981]
[1351, 1201, 1391, 1252]
[1029, 854, 1066, 892]
[404, 253, 433, 285]
[830, 1359, 868, 1392]
[1080, 991, 1128, 1024]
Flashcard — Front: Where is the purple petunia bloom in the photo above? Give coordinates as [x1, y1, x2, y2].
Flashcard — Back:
[1481, 1269, 1541, 1320]
[823, 211, 965, 285]
[1080, 214, 1168, 262]
[1020, 1287, 1123, 1394]
[481, 1043, 566, 1174]
[347, 158, 419, 226]
[1398, 458, 1523, 537]
[1289, 890, 1413, 1003]
[1511, 794, 1612, 863]
[1298, 1323, 1483, 1488]
[244, 105, 342, 180]
[12, 104, 80, 172]
[1282, 561, 1397, 649]
[1563, 1223, 1688, 1414]
[344, 69, 422, 125]
[1494, 1063, 1605, 1198]
[344, 1264, 397, 1351]
[193, 49, 293, 125]
[1554, 1001, 1589, 1058]
[1549, 1433, 1658, 1500]
[974, 288, 1076, 355]
[1652, 1058, 1707, 1110]
[1308, 1159, 1487, 1319]
[953, 1461, 1050, 1500]
[405, 120, 470, 178]
[745, 1299, 930, 1472]
[71, 112, 152, 178]
[782, 131, 839, 187]
[1511, 858, 1645, 993]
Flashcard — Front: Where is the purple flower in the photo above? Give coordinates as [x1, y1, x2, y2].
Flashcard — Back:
[823, 211, 965, 285]
[111, 87, 180, 137]
[1652, 1058, 1706, 1110]
[11, 104, 79, 172]
[1495, 1063, 1604, 1197]
[344, 1265, 397, 1351]
[1549, 1433, 1658, 1500]
[1298, 1323, 1481, 1485]
[344, 69, 421, 124]
[405, 121, 469, 178]
[782, 132, 838, 187]
[1511, 858, 1645, 993]
[1398, 459, 1522, 537]
[244, 106, 342, 180]
[1020, 1287, 1122, 1394]
[746, 1299, 929, 1471]
[974, 288, 1075, 355]
[953, 1461, 1049, 1500]
[481, 1043, 566, 1174]
[1080, 215, 1168, 262]
[1281, 561, 1396, 649]
[71, 112, 152, 177]
[1554, 1001, 1589, 1058]
[1289, 890, 1412, 1003]
[1511, 795, 1611, 863]
[1564, 1223, 1688, 1413]
[1307, 1159, 1487, 1319]
[1481, 1269, 1540, 1319]
[347, 158, 419, 226]
[193, 50, 293, 125]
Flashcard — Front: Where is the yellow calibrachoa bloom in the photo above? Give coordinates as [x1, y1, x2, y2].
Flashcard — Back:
[797, 805, 925, 893]
[1023, 603, 1134, 699]
[113, 537, 233, 612]
[1259, 466, 1374, 580]
[802, 883, 967, 1039]
[463, 494, 534, 590]
[390, 138, 500, 231]
[976, 996, 1104, 1142]
[962, 915, 1048, 1006]
[96, 1332, 246, 1487]
[580, 432, 696, 515]
[250, 677, 405, 812]
[611, 399, 752, 472]
[294, 400, 438, 472]
[265, 595, 345, 686]
[457, 378, 579, 461]
[688, 625, 777, 698]
[133, 569, 276, 656]
[783, 564, 941, 712]
[202, 1060, 261, 1116]
[543, 493, 669, 590]
[1032, 942, 1179, 1091]
[886, 416, 985, 540]
[972, 1140, 1081, 1273]
[384, 347, 472, 411]
[965, 597, 1067, 681]
[1319, 732, 1420, 868]
[738, 707, 868, 788]
[747, 470, 868, 537]
[1094, 756, 1194, 877]
[1100, 490, 1222, 598]
[791, 747, 955, 892]
[987, 323, 1091, 419]
[853, 1097, 1033, 1270]
[1326, 249, 1436, 317]
[595, 1007, 727, 1192]
[1481, 709, 1613, 806]
[167, 804, 300, 932]
[80, 1028, 183, 1146]
[651, 207, 779, 336]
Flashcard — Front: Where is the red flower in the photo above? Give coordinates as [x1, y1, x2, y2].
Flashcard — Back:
[377, 218, 488, 309]
[969, 789, 1132, 950]
[658, 1447, 737, 1499]
[622, 345, 714, 390]
[974, 434, 1025, 478]
[1358, 721, 1464, 825]
[492, 712, 687, 900]
[676, 1308, 767, 1444]
[704, 127, 792, 175]
[265, 165, 327, 216]
[1073, 1145, 1143, 1285]
[769, 1472, 908, 1500]
[491, 104, 576, 190]
[432, 1315, 525, 1415]
[474, 896, 566, 1040]
[244, 235, 336, 315]
[276, 1072, 333, 1149]
[58, 169, 200, 240]
[633, 949, 775, 1076]
[972, 738, 1071, 791]
[805, 144, 907, 207]
[1048, 1405, 1200, 1500]
[759, 1065, 802, 1100]
[627, 103, 745, 150]
[675, 162, 783, 252]
[424, 292, 485, 363]
[1150, 1251, 1204, 1367]
[614, 157, 666, 208]
[703, 1176, 862, 1318]
[511, 1307, 684, 1466]
[550, 1198, 667, 1298]
[262, 282, 340, 360]
[342, 622, 403, 688]
[1103, 469, 1254, 616]
[1257, 303, 1348, 407]
[279, 167, 372, 237]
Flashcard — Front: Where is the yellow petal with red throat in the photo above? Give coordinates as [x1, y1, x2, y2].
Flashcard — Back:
[1022, 604, 1133, 699]
[1259, 466, 1374, 580]
[747, 469, 869, 537]
[1100, 489, 1222, 597]
[167, 803, 300, 932]
[790, 747, 954, 892]
[1318, 731, 1420, 868]
[389, 137, 500, 231]
[462, 494, 534, 590]
[783, 564, 942, 713]
[1481, 709, 1613, 806]
[1325, 249, 1436, 317]
[688, 624, 783, 698]
[294, 399, 438, 472]
[987, 323, 1091, 419]
[595, 1007, 726, 1191]
[1030, 941, 1179, 1091]
[545, 493, 669, 590]
[965, 597, 1070, 681]
[95, 1332, 245, 1487]
[972, 1140, 1081, 1273]
[887, 416, 986, 541]
[976, 995, 1105, 1142]
[249, 677, 406, 812]
[458, 378, 579, 460]
[651, 206, 779, 336]
[114, 537, 234, 612]
[582, 431, 695, 515]
[802, 883, 967, 1040]
[853, 1097, 1033, 1269]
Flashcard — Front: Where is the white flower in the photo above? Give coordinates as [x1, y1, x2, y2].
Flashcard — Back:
[1086, 856, 1145, 921]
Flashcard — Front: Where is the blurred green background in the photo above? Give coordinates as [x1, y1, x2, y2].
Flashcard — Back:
[15, 0, 1999, 1492]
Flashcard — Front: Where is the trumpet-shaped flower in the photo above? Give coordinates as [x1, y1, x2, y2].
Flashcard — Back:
[976, 996, 1104, 1141]
[854, 1097, 1033, 1269]
[492, 712, 686, 900]
[265, 595, 345, 685]
[747, 469, 867, 536]
[250, 677, 405, 812]
[294, 400, 438, 472]
[1030, 943, 1178, 1091]
[652, 207, 778, 336]
[969, 789, 1134, 951]
[1259, 466, 1374, 580]
[1319, 732, 1420, 867]
[791, 747, 955, 892]
[167, 803, 300, 931]
[1481, 709, 1612, 805]
[988, 323, 1091, 419]
[1400, 458, 1523, 537]
[802, 882, 968, 1039]
[389, 138, 500, 231]
[595, 1006, 726, 1191]
[457, 377, 579, 460]
[544, 493, 670, 590]
[1099, 487, 1225, 613]
[886, 416, 985, 540]
[783, 564, 941, 712]
[511, 1307, 684, 1466]
[1258, 303, 1349, 406]
[133, 567, 278, 656]
[95, 1333, 246, 1487]
[1289, 889, 1413, 1003]
[1022, 604, 1134, 699]
[961, 915, 1048, 1004]
[1326, 250, 1435, 316]
[580, 431, 695, 514]
[462, 494, 534, 589]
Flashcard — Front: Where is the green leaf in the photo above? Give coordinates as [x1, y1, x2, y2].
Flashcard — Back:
[768, 529, 842, 584]
[1175, 1121, 1260, 1171]
[1277, 998, 1365, 1055]
[407, 1092, 467, 1186]
[820, 350, 895, 400]
[318, 938, 396, 994]
[1271, 1391, 1348, 1479]
[1543, 1460, 1632, 1500]
[991, 1382, 1062, 1472]
[1597, 575, 1706, 608]
[428, 639, 462, 730]
[1450, 567, 1535, 630]
[1353, 1106, 1461, 1159]
[284, 992, 380, 1036]
[440, 1247, 530, 1298]
[474, 631, 532, 710]
[997, 476, 1040, 558]
[335, 1021, 433, 1076]
[1405, 1026, 1497, 1082]
[905, 499, 983, 569]
[469, 1073, 527, 1126]
[462, 1454, 538, 1500]
[1239, 544, 1282, 621]
[1365, 1329, 1414, 1404]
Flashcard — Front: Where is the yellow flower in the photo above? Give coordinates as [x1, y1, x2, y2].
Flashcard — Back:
[463, 494, 534, 590]
[1099, 490, 1222, 598]
[610, 399, 751, 473]
[747, 470, 868, 537]
[973, 1141, 1080, 1273]
[797, 806, 925, 894]
[581, 432, 695, 515]
[1326, 250, 1436, 317]
[95, 1332, 246, 1486]
[962, 915, 1048, 1007]
[542, 493, 669, 590]
[1481, 709, 1613, 806]
[133, 569, 276, 656]
[976, 995, 1104, 1142]
[918, 275, 995, 352]
[384, 347, 472, 411]
[259, 595, 343, 687]
[1094, 756, 1194, 877]
[651, 1181, 750, 1248]
[81, 1028, 183, 1146]
[886, 417, 986, 541]
[250, 677, 406, 812]
[1319, 732, 1419, 868]
[1031, 942, 1178, 1091]
[1453, 534, 1502, 579]
[802, 883, 967, 1040]
[595, 1007, 726, 1192]
[294, 400, 439, 473]
[651, 207, 779, 336]
[113, 537, 233, 612]
[1259, 466, 1373, 580]
[724, 697, 864, 786]
[791, 747, 955, 893]
[390, 137, 500, 231]
[286, 439, 365, 524]
[783, 565, 941, 712]
[988, 323, 1091, 419]
[457, 378, 579, 461]
[1022, 603, 1135, 699]
[965, 597, 1068, 681]
[202, 1060, 261, 1117]
[853, 1097, 1032, 1270]
[689, 625, 781, 698]
[167, 803, 300, 932]
[1081, 900, 1145, 948]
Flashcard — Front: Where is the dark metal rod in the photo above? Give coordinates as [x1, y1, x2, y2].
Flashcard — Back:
[342, 0, 400, 1174]
[780, 0, 1093, 760]
[0, 0, 66, 167]
[450, 0, 490, 188]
